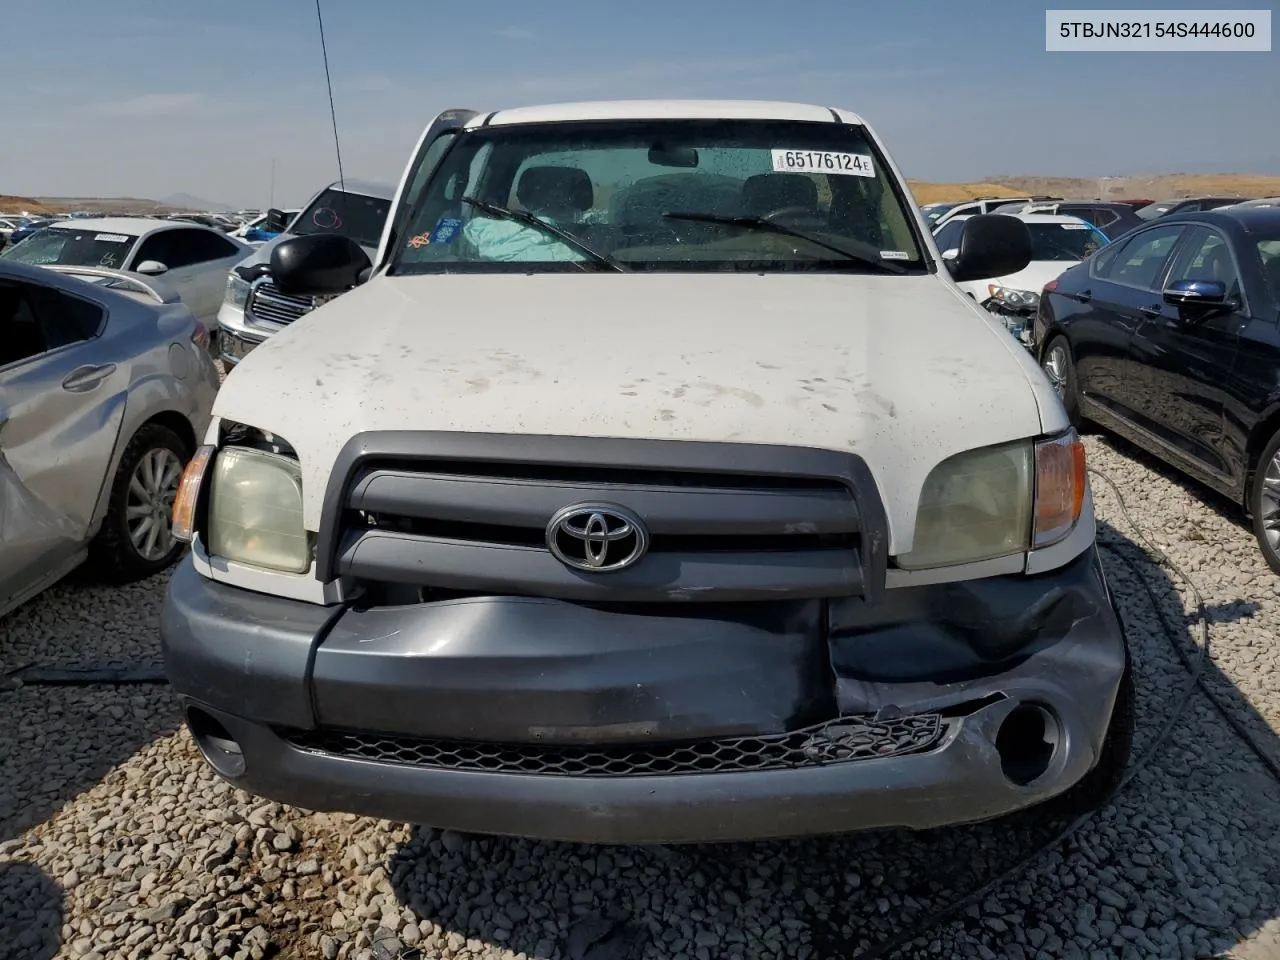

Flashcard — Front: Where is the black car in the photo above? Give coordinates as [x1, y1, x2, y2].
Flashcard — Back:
[1134, 196, 1246, 221]
[990, 201, 1145, 241]
[1034, 207, 1280, 572]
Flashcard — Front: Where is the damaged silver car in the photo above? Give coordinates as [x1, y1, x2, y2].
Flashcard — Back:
[0, 262, 218, 618]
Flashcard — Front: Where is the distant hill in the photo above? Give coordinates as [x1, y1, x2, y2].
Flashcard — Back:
[908, 173, 1280, 204]
[161, 192, 234, 213]
[20, 196, 201, 215]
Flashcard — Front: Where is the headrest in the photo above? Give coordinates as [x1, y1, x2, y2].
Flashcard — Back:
[742, 174, 819, 217]
[517, 166, 594, 216]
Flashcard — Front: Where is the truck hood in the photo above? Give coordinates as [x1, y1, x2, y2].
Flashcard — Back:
[214, 272, 1062, 553]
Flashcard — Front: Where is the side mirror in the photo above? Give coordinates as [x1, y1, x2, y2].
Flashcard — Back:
[135, 260, 168, 275]
[264, 208, 290, 233]
[941, 247, 959, 261]
[1163, 278, 1229, 321]
[270, 233, 371, 297]
[944, 214, 1033, 283]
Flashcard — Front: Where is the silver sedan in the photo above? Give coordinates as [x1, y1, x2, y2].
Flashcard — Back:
[0, 260, 219, 618]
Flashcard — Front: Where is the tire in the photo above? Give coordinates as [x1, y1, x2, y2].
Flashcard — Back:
[90, 423, 192, 583]
[1249, 426, 1280, 576]
[1040, 335, 1085, 430]
[1050, 645, 1135, 817]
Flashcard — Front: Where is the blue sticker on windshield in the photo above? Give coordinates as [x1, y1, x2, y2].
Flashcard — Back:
[429, 217, 463, 244]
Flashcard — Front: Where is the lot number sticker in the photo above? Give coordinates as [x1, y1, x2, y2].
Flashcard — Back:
[94, 233, 130, 243]
[772, 149, 875, 177]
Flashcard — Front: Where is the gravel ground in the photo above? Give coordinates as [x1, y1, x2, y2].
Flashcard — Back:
[2, 433, 1280, 960]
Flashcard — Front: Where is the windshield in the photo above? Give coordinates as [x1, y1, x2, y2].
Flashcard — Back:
[920, 202, 958, 225]
[290, 189, 390, 248]
[390, 119, 926, 275]
[1028, 222, 1107, 261]
[1, 226, 138, 268]
[1135, 202, 1176, 220]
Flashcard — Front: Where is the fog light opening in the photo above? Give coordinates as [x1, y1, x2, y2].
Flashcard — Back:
[995, 703, 1059, 786]
[186, 706, 246, 778]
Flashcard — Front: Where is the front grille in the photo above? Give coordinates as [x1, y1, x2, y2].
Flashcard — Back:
[246, 280, 317, 327]
[317, 433, 890, 603]
[281, 714, 946, 777]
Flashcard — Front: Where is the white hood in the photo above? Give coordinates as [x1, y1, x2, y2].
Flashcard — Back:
[214, 272, 1063, 554]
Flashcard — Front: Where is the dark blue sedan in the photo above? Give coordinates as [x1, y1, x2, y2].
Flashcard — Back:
[5, 218, 61, 247]
[1034, 207, 1280, 573]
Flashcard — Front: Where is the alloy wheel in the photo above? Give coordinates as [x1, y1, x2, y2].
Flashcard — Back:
[125, 447, 184, 561]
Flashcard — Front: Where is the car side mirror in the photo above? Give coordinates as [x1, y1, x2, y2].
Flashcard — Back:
[1163, 278, 1229, 322]
[264, 208, 290, 233]
[944, 214, 1033, 283]
[135, 260, 168, 275]
[270, 233, 371, 297]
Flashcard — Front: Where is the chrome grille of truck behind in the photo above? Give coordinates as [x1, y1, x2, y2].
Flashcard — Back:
[281, 714, 946, 777]
[246, 280, 317, 327]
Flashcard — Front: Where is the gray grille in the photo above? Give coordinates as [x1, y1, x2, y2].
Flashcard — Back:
[246, 280, 317, 327]
[281, 714, 946, 777]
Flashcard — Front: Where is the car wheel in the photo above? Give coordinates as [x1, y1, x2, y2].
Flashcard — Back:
[1249, 427, 1280, 576]
[90, 423, 191, 583]
[1040, 336, 1084, 429]
[1048, 644, 1135, 817]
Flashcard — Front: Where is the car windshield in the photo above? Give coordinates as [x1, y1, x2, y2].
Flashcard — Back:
[1, 226, 138, 268]
[1028, 222, 1106, 261]
[390, 118, 926, 275]
[290, 189, 390, 248]
[1135, 202, 1176, 220]
[920, 202, 957, 224]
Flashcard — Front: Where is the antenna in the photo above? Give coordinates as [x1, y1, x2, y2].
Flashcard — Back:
[314, 0, 346, 191]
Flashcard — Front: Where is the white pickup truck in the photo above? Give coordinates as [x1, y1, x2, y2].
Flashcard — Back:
[161, 100, 1132, 845]
[215, 179, 393, 366]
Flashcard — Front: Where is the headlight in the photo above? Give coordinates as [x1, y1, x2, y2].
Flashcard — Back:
[207, 447, 312, 573]
[987, 284, 1040, 309]
[224, 272, 252, 310]
[896, 430, 1086, 570]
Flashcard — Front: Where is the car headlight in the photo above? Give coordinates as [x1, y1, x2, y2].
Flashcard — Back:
[896, 430, 1086, 570]
[224, 272, 252, 310]
[987, 284, 1040, 309]
[207, 447, 312, 573]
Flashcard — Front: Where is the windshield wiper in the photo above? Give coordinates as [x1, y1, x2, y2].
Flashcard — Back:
[460, 196, 626, 272]
[661, 211, 907, 274]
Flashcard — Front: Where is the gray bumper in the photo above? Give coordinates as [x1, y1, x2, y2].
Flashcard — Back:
[161, 548, 1127, 845]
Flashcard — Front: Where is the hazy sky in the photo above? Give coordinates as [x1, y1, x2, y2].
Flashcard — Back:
[2, 0, 1277, 208]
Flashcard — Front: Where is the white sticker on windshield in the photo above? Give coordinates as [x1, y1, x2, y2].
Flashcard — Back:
[879, 250, 910, 260]
[771, 149, 875, 177]
[1060, 223, 1089, 230]
[94, 233, 130, 242]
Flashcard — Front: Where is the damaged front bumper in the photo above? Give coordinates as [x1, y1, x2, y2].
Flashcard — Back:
[161, 546, 1125, 844]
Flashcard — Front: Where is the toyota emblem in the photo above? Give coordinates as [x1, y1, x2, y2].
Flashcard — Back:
[546, 503, 649, 573]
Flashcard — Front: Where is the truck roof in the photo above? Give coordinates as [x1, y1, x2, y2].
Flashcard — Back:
[474, 100, 866, 128]
[325, 178, 396, 200]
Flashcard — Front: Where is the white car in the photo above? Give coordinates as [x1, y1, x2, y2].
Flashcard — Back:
[929, 195, 1064, 229]
[933, 212, 1110, 344]
[1, 217, 252, 335]
[216, 180, 392, 366]
[161, 99, 1133, 847]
